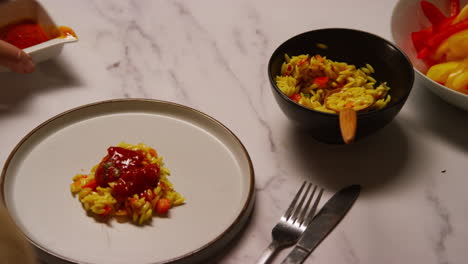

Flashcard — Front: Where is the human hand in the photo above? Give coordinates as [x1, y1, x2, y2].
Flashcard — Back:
[0, 40, 35, 73]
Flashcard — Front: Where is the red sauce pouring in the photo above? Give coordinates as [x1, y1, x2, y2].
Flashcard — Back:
[95, 147, 160, 199]
[0, 19, 50, 49]
[0, 19, 77, 49]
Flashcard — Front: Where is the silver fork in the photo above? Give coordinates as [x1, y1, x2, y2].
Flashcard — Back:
[256, 181, 323, 264]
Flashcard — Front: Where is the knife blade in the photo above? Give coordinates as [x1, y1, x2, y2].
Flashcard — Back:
[280, 184, 361, 264]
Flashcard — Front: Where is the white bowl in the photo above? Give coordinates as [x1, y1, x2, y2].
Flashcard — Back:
[0, 0, 78, 71]
[391, 0, 468, 111]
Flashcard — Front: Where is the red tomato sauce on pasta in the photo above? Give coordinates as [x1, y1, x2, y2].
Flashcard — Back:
[95, 147, 160, 199]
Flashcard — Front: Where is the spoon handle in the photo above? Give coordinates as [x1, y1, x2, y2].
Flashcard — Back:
[339, 108, 357, 144]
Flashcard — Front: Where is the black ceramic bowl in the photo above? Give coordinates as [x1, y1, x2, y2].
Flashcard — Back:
[268, 28, 414, 144]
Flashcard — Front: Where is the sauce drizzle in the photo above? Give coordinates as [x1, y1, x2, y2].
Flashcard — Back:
[0, 19, 50, 49]
[95, 147, 160, 199]
[0, 20, 77, 49]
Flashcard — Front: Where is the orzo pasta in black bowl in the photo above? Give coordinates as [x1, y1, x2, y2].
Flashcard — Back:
[268, 28, 414, 144]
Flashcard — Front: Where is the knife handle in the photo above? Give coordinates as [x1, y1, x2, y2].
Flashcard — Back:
[280, 246, 309, 264]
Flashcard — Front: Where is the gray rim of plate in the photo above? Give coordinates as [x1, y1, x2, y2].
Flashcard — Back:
[0, 98, 256, 264]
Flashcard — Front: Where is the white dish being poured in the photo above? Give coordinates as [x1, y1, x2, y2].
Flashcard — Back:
[0, 0, 78, 72]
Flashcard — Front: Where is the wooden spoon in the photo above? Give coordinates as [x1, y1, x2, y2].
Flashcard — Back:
[325, 88, 374, 144]
[338, 108, 357, 144]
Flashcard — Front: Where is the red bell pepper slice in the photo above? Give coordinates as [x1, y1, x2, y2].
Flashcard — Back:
[297, 56, 309, 66]
[450, 0, 461, 16]
[427, 19, 468, 46]
[82, 178, 98, 190]
[417, 47, 431, 59]
[437, 15, 456, 30]
[155, 198, 171, 215]
[420, 1, 447, 28]
[411, 26, 433, 51]
[417, 19, 468, 59]
[283, 65, 293, 76]
[99, 205, 112, 216]
[313, 76, 329, 88]
[289, 93, 301, 103]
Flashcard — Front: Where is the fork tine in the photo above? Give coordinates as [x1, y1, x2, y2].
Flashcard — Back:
[290, 183, 312, 222]
[303, 187, 324, 227]
[283, 181, 307, 220]
[256, 183, 325, 264]
[297, 185, 318, 225]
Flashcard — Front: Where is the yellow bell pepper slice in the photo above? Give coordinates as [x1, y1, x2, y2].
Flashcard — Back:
[430, 29, 468, 62]
[445, 58, 468, 94]
[446, 29, 468, 61]
[447, 71, 468, 94]
[430, 39, 449, 62]
[453, 5, 468, 24]
[426, 61, 462, 83]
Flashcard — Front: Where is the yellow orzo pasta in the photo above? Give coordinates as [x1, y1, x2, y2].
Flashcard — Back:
[70, 142, 184, 225]
[275, 54, 391, 113]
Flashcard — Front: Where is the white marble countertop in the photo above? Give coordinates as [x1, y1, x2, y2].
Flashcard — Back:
[1, 0, 468, 263]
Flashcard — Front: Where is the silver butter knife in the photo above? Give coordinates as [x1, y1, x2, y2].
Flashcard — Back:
[280, 184, 361, 264]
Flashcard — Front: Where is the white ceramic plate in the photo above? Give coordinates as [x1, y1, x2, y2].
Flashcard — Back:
[1, 99, 255, 264]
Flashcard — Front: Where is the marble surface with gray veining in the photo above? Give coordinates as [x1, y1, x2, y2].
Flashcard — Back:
[1, 0, 468, 263]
